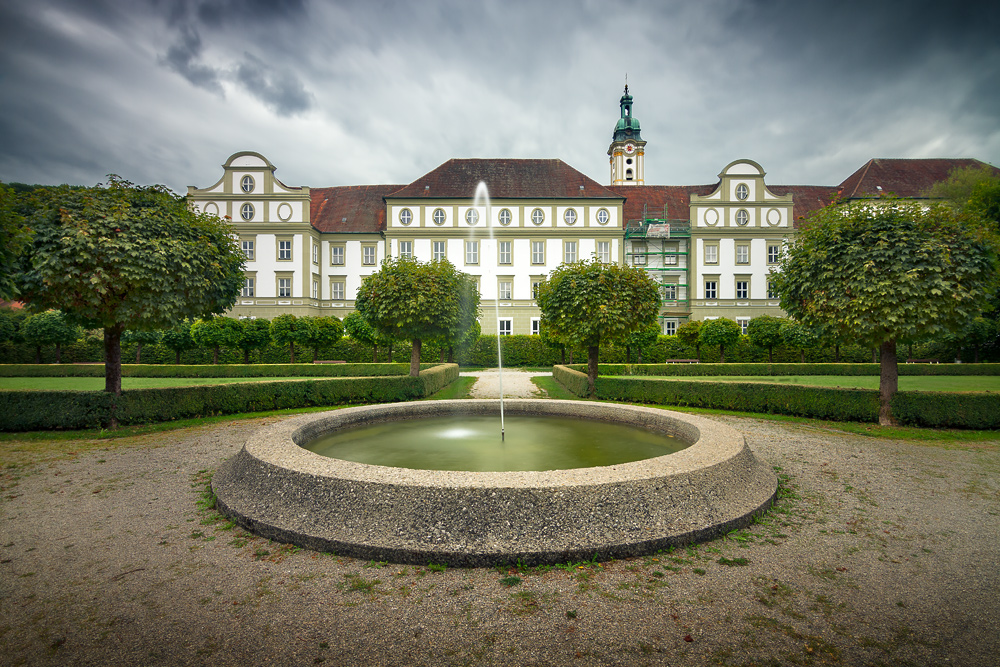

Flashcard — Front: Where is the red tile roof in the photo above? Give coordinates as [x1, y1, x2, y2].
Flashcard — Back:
[836, 158, 998, 200]
[310, 185, 405, 233]
[386, 159, 623, 200]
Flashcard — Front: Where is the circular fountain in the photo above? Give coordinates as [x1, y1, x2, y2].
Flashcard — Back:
[212, 399, 777, 567]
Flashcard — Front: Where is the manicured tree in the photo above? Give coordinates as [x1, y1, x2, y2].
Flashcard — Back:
[21, 309, 81, 363]
[270, 313, 311, 364]
[0, 184, 32, 301]
[675, 320, 702, 362]
[14, 177, 244, 396]
[161, 319, 197, 364]
[0, 308, 22, 344]
[191, 316, 242, 365]
[236, 317, 271, 364]
[698, 318, 742, 363]
[439, 272, 481, 364]
[779, 320, 820, 363]
[960, 316, 997, 363]
[122, 329, 162, 364]
[624, 321, 660, 364]
[355, 257, 468, 377]
[303, 316, 344, 362]
[536, 258, 660, 395]
[538, 320, 567, 365]
[773, 198, 998, 424]
[343, 311, 382, 362]
[746, 315, 785, 364]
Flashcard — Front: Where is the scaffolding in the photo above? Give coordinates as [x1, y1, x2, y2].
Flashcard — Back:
[624, 204, 691, 326]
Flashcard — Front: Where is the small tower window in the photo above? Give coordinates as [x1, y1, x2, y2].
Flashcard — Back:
[241, 175, 254, 193]
[626, 169, 634, 181]
[736, 183, 749, 200]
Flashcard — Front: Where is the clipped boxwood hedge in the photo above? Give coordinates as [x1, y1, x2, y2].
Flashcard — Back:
[0, 363, 429, 378]
[554, 367, 1000, 429]
[0, 364, 459, 431]
[567, 363, 1000, 377]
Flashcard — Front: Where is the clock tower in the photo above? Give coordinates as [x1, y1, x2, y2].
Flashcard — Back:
[608, 84, 646, 186]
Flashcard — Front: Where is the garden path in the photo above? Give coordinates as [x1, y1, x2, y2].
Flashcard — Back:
[461, 368, 549, 398]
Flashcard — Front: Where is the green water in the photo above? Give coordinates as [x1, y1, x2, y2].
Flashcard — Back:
[304, 416, 687, 472]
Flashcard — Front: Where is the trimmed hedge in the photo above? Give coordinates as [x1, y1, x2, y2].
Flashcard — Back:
[0, 364, 460, 431]
[568, 363, 1000, 377]
[553, 371, 1000, 429]
[0, 363, 425, 378]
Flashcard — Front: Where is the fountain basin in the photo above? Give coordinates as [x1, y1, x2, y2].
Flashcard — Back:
[212, 399, 777, 567]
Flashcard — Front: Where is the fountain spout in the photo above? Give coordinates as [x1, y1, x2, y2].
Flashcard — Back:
[472, 181, 504, 440]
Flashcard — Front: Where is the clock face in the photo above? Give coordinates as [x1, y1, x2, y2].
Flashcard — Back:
[624, 142, 636, 155]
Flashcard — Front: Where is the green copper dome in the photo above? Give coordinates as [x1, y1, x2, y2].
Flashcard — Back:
[613, 85, 642, 141]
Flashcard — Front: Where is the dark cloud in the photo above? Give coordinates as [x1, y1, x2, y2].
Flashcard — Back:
[234, 53, 313, 116]
[160, 24, 225, 95]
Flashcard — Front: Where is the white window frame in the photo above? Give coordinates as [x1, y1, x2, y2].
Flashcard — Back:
[737, 318, 750, 335]
[241, 175, 255, 193]
[331, 245, 345, 266]
[663, 320, 677, 336]
[498, 240, 512, 265]
[278, 278, 292, 298]
[736, 280, 749, 299]
[312, 280, 319, 299]
[632, 243, 646, 265]
[432, 208, 446, 226]
[399, 208, 413, 226]
[499, 209, 512, 226]
[704, 244, 718, 265]
[531, 208, 545, 225]
[330, 280, 345, 301]
[705, 280, 717, 300]
[241, 203, 255, 221]
[530, 318, 540, 335]
[564, 240, 577, 264]
[465, 240, 479, 265]
[564, 208, 577, 225]
[278, 240, 292, 261]
[498, 318, 513, 336]
[312, 243, 319, 264]
[662, 284, 677, 300]
[736, 244, 749, 265]
[531, 240, 545, 265]
[596, 241, 610, 263]
[362, 245, 377, 266]
[242, 239, 255, 261]
[767, 243, 781, 264]
[432, 241, 446, 261]
[398, 240, 413, 259]
[498, 280, 512, 300]
[242, 277, 255, 297]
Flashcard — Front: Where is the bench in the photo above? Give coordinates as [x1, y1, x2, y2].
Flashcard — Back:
[905, 359, 939, 364]
[662, 359, 699, 364]
[313, 360, 347, 364]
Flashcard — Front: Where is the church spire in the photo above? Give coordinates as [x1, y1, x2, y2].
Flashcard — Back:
[608, 83, 646, 185]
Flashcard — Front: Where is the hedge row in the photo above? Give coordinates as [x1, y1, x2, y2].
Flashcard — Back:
[553, 367, 1000, 428]
[567, 363, 1000, 377]
[0, 363, 424, 378]
[0, 364, 460, 431]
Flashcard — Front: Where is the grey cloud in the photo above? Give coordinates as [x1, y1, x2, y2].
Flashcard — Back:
[233, 52, 313, 116]
[160, 24, 225, 95]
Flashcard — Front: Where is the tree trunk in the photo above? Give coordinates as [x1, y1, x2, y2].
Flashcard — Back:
[719, 344, 726, 363]
[878, 339, 898, 426]
[56, 343, 62, 364]
[626, 345, 632, 365]
[872, 347, 878, 363]
[387, 343, 393, 363]
[560, 348, 566, 365]
[313, 347, 319, 363]
[289, 341, 295, 364]
[409, 338, 421, 377]
[447, 346, 455, 363]
[637, 349, 643, 364]
[212, 345, 219, 365]
[800, 349, 805, 363]
[768, 346, 774, 364]
[695, 344, 701, 363]
[569, 350, 574, 365]
[244, 349, 250, 364]
[373, 345, 379, 363]
[136, 342, 144, 364]
[34, 345, 41, 364]
[439, 349, 445, 363]
[587, 345, 599, 397]
[175, 350, 181, 365]
[835, 344, 840, 363]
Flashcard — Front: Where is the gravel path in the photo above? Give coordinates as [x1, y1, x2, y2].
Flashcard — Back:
[1, 408, 998, 666]
[463, 368, 548, 398]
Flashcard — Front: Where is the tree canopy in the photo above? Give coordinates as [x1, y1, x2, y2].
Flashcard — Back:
[355, 257, 474, 376]
[746, 315, 785, 363]
[14, 177, 245, 396]
[0, 184, 32, 301]
[772, 198, 999, 424]
[698, 318, 741, 363]
[21, 309, 81, 364]
[536, 258, 660, 394]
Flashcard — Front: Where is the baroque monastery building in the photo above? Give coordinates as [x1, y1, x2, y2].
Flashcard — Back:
[187, 87, 995, 336]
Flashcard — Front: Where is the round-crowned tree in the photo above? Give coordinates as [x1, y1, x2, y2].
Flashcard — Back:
[698, 318, 742, 363]
[746, 315, 786, 364]
[676, 320, 702, 362]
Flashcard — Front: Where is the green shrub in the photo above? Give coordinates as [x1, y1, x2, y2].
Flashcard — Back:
[564, 363, 1000, 377]
[0, 363, 420, 378]
[553, 365, 590, 397]
[890, 391, 1000, 429]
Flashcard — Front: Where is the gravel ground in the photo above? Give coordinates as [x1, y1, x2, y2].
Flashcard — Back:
[464, 369, 548, 398]
[1, 408, 998, 666]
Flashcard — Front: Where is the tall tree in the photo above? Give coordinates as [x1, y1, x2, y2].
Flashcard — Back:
[675, 320, 702, 362]
[122, 328, 162, 364]
[355, 257, 469, 377]
[779, 320, 820, 364]
[624, 321, 660, 364]
[698, 318, 742, 363]
[270, 313, 310, 364]
[161, 319, 197, 365]
[14, 177, 245, 396]
[21, 309, 81, 363]
[0, 184, 32, 300]
[302, 316, 344, 362]
[343, 311, 385, 362]
[746, 315, 785, 363]
[773, 199, 998, 424]
[536, 258, 660, 395]
[236, 318, 271, 364]
[191, 316, 242, 364]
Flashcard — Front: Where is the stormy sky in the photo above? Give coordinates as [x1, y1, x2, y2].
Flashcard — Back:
[1, 0, 997, 194]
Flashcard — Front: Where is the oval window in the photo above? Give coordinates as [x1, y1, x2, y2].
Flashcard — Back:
[735, 183, 749, 200]
[499, 209, 512, 226]
[241, 175, 254, 193]
[465, 209, 479, 225]
[531, 208, 545, 225]
[240, 203, 254, 221]
[563, 209, 577, 225]
[736, 209, 749, 226]
[432, 208, 446, 226]
[399, 208, 413, 226]
[596, 208, 610, 225]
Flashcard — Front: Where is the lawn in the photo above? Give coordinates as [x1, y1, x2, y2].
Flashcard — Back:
[0, 376, 318, 391]
[609, 375, 1000, 392]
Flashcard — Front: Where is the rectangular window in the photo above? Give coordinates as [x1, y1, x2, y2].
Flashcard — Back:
[705, 280, 717, 299]
[664, 250, 678, 266]
[242, 277, 255, 297]
[662, 284, 677, 300]
[736, 280, 749, 299]
[465, 240, 479, 265]
[737, 318, 750, 335]
[331, 245, 345, 266]
[433, 241, 446, 261]
[531, 279, 542, 299]
[362, 246, 377, 265]
[767, 281, 778, 299]
[312, 243, 319, 264]
[663, 321, 677, 336]
[312, 280, 319, 299]
[530, 318, 540, 335]
[632, 243, 646, 265]
[278, 278, 291, 298]
[531, 241, 545, 265]
[498, 318, 512, 336]
[767, 244, 780, 264]
[278, 240, 292, 261]
[736, 244, 749, 264]
[242, 240, 255, 261]
[331, 280, 345, 301]
[564, 241, 577, 264]
[704, 244, 718, 265]
[498, 280, 512, 300]
[498, 241, 512, 265]
[596, 241, 610, 263]
[398, 241, 412, 259]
